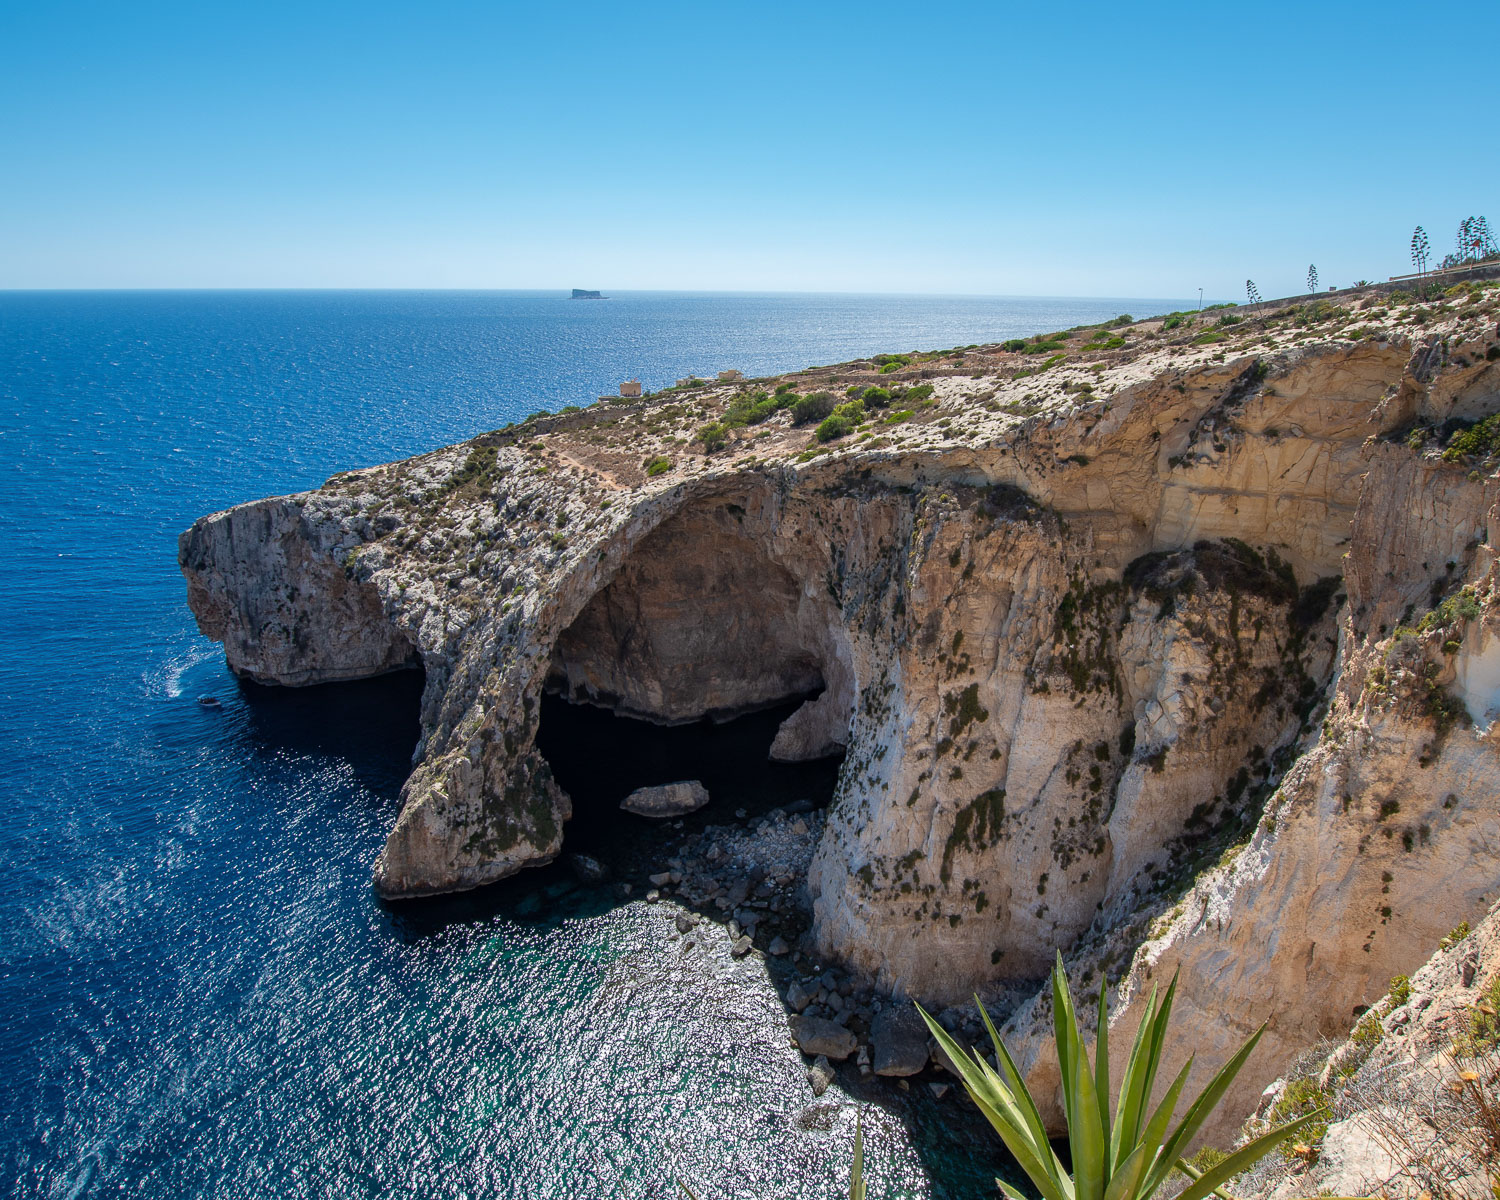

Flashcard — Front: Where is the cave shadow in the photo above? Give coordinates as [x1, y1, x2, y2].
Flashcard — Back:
[379, 692, 841, 942]
[231, 667, 425, 806]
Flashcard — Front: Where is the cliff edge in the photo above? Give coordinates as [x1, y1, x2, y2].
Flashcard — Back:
[180, 281, 1500, 1141]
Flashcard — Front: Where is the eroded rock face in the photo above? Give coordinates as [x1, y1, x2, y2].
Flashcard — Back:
[180, 284, 1500, 1135]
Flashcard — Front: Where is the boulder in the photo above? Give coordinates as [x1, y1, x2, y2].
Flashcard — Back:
[786, 980, 813, 1012]
[807, 1055, 836, 1097]
[730, 935, 753, 957]
[872, 1003, 930, 1076]
[568, 853, 609, 884]
[620, 780, 710, 818]
[793, 1016, 857, 1061]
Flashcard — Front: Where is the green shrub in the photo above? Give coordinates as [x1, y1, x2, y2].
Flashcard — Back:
[860, 385, 892, 408]
[1386, 974, 1412, 1009]
[815, 399, 866, 442]
[1002, 338, 1029, 352]
[1268, 1077, 1331, 1162]
[1444, 414, 1500, 461]
[644, 456, 673, 477]
[697, 421, 728, 452]
[1442, 920, 1472, 949]
[900, 383, 935, 404]
[791, 391, 836, 425]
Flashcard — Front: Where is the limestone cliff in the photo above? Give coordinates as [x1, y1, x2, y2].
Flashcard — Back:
[180, 279, 1500, 1134]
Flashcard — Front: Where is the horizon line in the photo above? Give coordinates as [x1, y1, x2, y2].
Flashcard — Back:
[0, 285, 1215, 303]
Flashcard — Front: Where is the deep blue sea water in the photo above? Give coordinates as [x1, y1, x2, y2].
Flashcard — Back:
[0, 290, 1193, 1199]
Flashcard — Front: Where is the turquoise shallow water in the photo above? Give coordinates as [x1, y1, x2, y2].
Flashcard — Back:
[0, 290, 1191, 1199]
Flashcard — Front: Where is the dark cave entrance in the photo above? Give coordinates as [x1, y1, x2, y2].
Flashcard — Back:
[534, 691, 843, 872]
[533, 492, 854, 870]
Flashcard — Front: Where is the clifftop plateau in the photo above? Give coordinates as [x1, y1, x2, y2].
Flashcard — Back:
[181, 278, 1500, 1143]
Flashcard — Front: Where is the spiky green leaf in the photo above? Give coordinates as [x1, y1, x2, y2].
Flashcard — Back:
[1171, 1113, 1320, 1200]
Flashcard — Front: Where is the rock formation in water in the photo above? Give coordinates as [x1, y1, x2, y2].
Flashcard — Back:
[181, 277, 1500, 1141]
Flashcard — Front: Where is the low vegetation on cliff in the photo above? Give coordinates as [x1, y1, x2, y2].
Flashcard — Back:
[181, 267, 1500, 1156]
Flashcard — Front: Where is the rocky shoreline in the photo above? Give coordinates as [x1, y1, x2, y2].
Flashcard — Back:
[573, 794, 1014, 1103]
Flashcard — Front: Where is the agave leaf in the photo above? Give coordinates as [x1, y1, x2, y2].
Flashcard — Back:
[1053, 953, 1080, 1107]
[971, 1003, 1067, 1191]
[1094, 976, 1111, 1151]
[1101, 1140, 1150, 1200]
[849, 1111, 865, 1200]
[1128, 1058, 1194, 1200]
[1169, 1154, 1241, 1200]
[1108, 983, 1160, 1169]
[921, 1009, 1073, 1200]
[1135, 1056, 1193, 1165]
[997, 1178, 1033, 1200]
[961, 1084, 1076, 1200]
[1171, 1112, 1321, 1200]
[1137, 970, 1181, 1133]
[923, 1014, 1029, 1140]
[1154, 1024, 1265, 1173]
[1066, 1026, 1107, 1200]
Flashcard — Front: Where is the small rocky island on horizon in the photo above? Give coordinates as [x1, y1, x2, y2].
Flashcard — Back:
[180, 268, 1500, 1171]
[571, 288, 604, 299]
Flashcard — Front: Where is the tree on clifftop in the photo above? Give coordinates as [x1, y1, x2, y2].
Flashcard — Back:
[1412, 225, 1432, 296]
[1439, 217, 1498, 271]
[1306, 264, 1318, 293]
[1246, 280, 1262, 305]
[1411, 225, 1431, 274]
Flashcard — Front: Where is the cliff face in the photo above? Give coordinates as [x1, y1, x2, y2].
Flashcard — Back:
[180, 283, 1500, 1134]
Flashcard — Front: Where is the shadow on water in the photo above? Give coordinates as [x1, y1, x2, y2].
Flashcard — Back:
[233, 667, 425, 803]
[239, 676, 1019, 1199]
[378, 693, 842, 939]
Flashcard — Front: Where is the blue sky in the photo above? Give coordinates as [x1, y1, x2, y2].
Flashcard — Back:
[2, 0, 1494, 299]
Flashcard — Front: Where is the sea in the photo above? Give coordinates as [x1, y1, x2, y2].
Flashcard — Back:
[0, 290, 1195, 1200]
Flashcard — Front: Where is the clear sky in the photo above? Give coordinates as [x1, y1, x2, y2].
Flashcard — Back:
[2, 0, 1494, 300]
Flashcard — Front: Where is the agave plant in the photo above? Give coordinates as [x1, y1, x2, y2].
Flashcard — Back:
[920, 954, 1323, 1200]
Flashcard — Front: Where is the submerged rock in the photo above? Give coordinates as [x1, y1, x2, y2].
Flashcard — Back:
[568, 853, 609, 884]
[620, 780, 710, 819]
